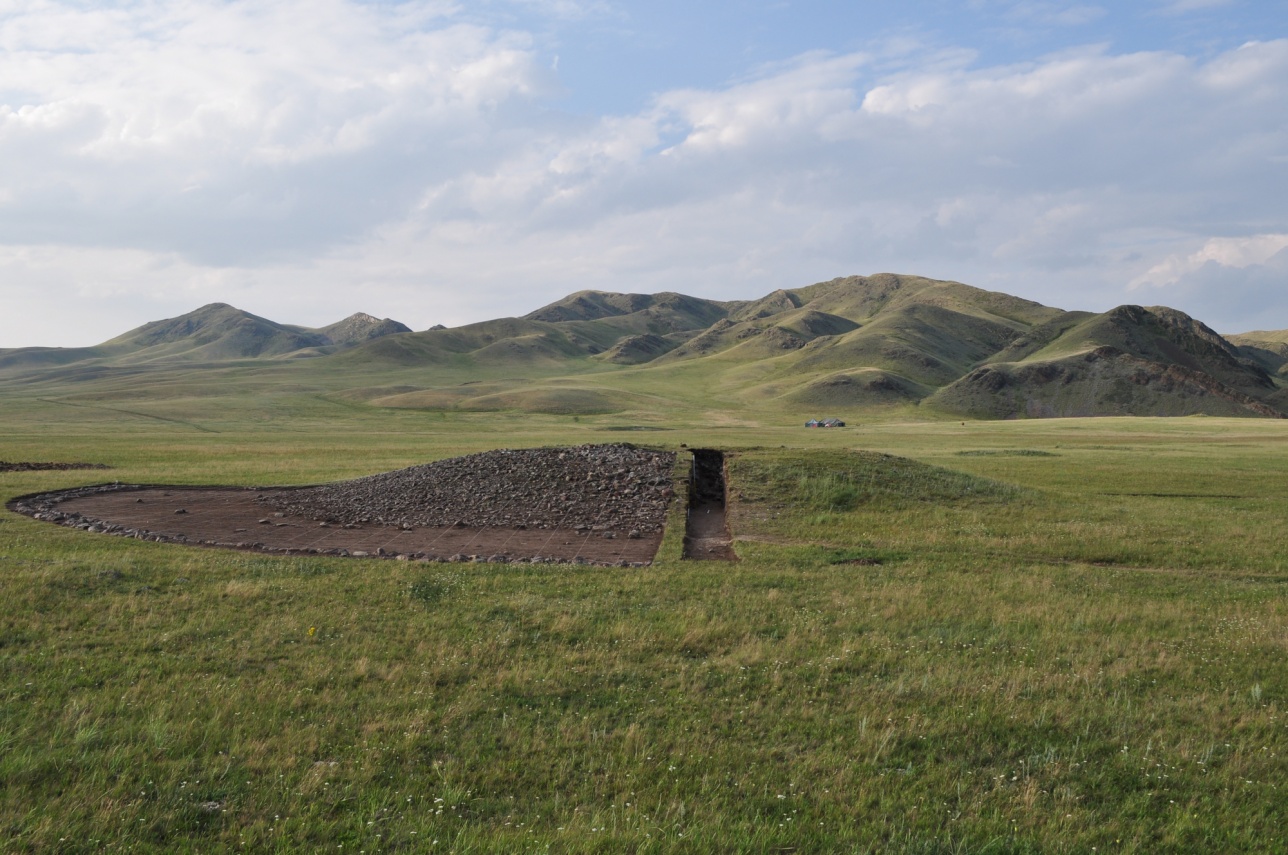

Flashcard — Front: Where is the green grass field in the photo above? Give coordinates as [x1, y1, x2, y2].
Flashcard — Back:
[1, 393, 1285, 852]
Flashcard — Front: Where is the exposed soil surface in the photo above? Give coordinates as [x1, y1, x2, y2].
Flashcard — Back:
[1, 461, 111, 472]
[8, 445, 676, 566]
[683, 449, 737, 561]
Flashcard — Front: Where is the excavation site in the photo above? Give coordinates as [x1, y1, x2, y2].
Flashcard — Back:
[8, 444, 680, 566]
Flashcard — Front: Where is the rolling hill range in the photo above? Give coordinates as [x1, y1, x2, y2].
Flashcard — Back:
[0, 304, 410, 371]
[3, 274, 1285, 420]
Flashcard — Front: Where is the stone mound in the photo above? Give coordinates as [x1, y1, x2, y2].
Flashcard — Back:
[258, 444, 676, 534]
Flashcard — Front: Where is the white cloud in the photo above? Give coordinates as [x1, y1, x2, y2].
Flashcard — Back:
[1126, 234, 1288, 332]
[496, 0, 615, 20]
[407, 36, 1288, 328]
[1159, 0, 1233, 13]
[655, 53, 869, 152]
[1, 3, 1287, 345]
[0, 0, 549, 264]
[1132, 234, 1288, 289]
[1198, 39, 1288, 93]
[1000, 2, 1107, 26]
[1131, 245, 1288, 333]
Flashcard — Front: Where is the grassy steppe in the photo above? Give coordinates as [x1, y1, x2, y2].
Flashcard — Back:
[1, 395, 1285, 853]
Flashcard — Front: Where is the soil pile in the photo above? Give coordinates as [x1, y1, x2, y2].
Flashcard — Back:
[258, 444, 676, 534]
[0, 461, 110, 472]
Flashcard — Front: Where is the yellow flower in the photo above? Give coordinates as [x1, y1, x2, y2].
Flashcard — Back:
[308, 626, 316, 637]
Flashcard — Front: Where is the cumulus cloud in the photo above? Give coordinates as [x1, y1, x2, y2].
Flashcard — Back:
[1129, 235, 1288, 332]
[1, 1, 1287, 345]
[1136, 246, 1288, 333]
[1132, 234, 1288, 288]
[0, 0, 550, 264]
[996, 2, 1107, 27]
[448, 38, 1288, 318]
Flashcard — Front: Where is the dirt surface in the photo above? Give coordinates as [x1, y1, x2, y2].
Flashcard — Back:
[684, 500, 736, 560]
[8, 445, 676, 566]
[1, 461, 110, 472]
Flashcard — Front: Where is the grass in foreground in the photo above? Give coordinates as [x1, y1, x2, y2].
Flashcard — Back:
[0, 408, 1285, 852]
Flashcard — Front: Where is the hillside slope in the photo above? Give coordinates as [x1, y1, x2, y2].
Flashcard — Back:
[930, 306, 1281, 418]
[315, 313, 413, 346]
[377, 274, 1287, 420]
[0, 304, 413, 371]
[104, 303, 331, 362]
[333, 290, 740, 371]
[1226, 330, 1288, 378]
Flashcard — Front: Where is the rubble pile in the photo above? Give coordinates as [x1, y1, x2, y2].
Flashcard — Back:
[259, 444, 676, 534]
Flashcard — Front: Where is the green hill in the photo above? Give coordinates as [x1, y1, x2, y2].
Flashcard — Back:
[771, 273, 1062, 327]
[930, 305, 1281, 419]
[1229, 329, 1288, 344]
[1019, 305, 1275, 397]
[524, 290, 735, 330]
[929, 346, 1283, 419]
[103, 303, 331, 362]
[594, 333, 689, 364]
[3, 276, 1285, 421]
[1225, 330, 1288, 378]
[0, 344, 110, 372]
[315, 313, 412, 346]
[0, 303, 413, 372]
[331, 317, 595, 369]
[772, 369, 933, 408]
[786, 303, 1026, 386]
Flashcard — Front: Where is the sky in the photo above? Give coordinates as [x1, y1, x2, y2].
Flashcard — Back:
[1, 0, 1286, 347]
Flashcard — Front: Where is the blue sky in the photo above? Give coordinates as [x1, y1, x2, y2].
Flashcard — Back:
[1, 0, 1286, 345]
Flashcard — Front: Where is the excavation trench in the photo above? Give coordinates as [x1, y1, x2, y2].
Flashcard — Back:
[683, 449, 737, 561]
